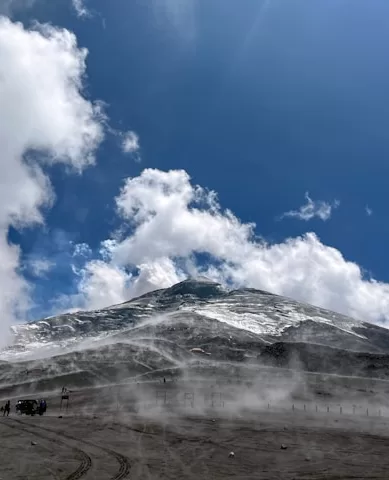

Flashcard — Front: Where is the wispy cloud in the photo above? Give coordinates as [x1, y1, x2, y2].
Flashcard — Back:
[121, 131, 140, 155]
[102, 123, 141, 160]
[279, 192, 339, 222]
[72, 242, 92, 258]
[27, 258, 54, 278]
[72, 0, 91, 18]
[4, 0, 92, 19]
[365, 205, 373, 216]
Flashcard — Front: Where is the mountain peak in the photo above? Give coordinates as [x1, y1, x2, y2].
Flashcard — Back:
[165, 277, 225, 299]
[4, 279, 389, 362]
[183, 276, 219, 284]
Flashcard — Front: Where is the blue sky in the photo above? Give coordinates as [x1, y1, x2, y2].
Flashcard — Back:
[2, 0, 389, 327]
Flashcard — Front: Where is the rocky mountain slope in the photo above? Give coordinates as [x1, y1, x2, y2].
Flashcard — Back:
[1, 278, 389, 394]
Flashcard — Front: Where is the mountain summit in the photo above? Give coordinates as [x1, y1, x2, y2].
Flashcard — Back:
[1, 279, 389, 396]
[3, 279, 389, 363]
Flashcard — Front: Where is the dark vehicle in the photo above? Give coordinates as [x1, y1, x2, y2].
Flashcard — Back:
[16, 399, 39, 416]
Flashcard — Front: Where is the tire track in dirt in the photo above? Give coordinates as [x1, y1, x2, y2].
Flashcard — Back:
[10, 418, 131, 480]
[114, 419, 212, 479]
[123, 419, 189, 479]
[67, 453, 92, 480]
[1, 419, 92, 480]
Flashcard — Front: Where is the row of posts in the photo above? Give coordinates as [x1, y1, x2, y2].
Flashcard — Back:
[156, 390, 224, 408]
[155, 391, 382, 417]
[291, 403, 381, 417]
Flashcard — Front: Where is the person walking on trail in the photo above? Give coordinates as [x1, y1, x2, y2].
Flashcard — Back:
[3, 400, 10, 416]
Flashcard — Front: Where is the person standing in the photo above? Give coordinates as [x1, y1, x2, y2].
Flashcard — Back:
[3, 400, 10, 416]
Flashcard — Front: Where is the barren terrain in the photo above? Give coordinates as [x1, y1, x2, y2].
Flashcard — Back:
[2, 281, 389, 478]
[2, 372, 389, 479]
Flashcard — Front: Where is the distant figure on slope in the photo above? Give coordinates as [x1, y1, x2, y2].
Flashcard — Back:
[38, 399, 47, 415]
[3, 400, 10, 416]
[163, 377, 166, 384]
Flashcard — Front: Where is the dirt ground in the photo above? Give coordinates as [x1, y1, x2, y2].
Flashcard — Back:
[2, 371, 389, 479]
[2, 405, 389, 480]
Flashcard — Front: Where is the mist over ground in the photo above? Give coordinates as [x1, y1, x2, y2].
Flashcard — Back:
[1, 279, 389, 478]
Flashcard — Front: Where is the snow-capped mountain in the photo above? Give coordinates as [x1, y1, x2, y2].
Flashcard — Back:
[3, 278, 389, 361]
[2, 278, 389, 397]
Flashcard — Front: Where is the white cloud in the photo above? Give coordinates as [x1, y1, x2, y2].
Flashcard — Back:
[70, 260, 132, 310]
[129, 258, 186, 298]
[72, 242, 92, 258]
[65, 256, 185, 311]
[0, 17, 105, 345]
[27, 258, 54, 277]
[121, 130, 140, 156]
[72, 0, 90, 18]
[68, 168, 389, 325]
[365, 205, 373, 216]
[0, 0, 92, 19]
[280, 192, 339, 222]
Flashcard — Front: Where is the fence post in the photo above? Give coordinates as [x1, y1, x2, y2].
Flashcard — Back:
[184, 392, 194, 408]
[211, 392, 223, 408]
[60, 393, 70, 413]
[156, 390, 167, 406]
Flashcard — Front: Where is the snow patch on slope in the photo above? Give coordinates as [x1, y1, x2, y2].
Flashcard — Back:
[182, 291, 367, 340]
[0, 280, 374, 361]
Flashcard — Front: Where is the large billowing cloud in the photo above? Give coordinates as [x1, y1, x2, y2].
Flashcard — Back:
[72, 168, 389, 324]
[0, 17, 104, 345]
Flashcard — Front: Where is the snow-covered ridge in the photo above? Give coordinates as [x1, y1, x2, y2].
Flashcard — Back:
[1, 278, 386, 360]
[187, 288, 365, 338]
